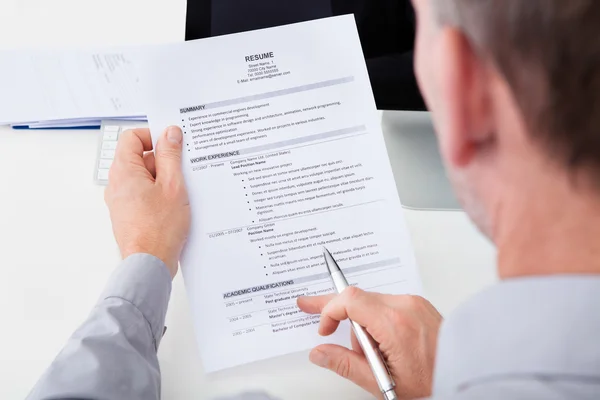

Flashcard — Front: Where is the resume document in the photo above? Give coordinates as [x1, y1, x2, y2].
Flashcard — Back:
[139, 16, 422, 372]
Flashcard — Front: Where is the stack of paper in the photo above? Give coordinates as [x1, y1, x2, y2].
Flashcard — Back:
[0, 48, 145, 129]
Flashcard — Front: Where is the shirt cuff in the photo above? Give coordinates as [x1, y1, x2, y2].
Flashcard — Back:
[99, 253, 172, 349]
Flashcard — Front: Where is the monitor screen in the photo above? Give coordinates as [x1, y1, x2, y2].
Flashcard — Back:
[211, 0, 332, 36]
[185, 0, 426, 111]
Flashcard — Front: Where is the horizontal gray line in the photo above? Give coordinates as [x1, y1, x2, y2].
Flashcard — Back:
[224, 264, 403, 305]
[367, 279, 409, 291]
[233, 314, 320, 334]
[204, 131, 367, 167]
[292, 257, 402, 286]
[202, 76, 355, 111]
[228, 304, 299, 321]
[226, 266, 403, 319]
[344, 265, 402, 280]
[207, 199, 383, 235]
[238, 125, 366, 156]
[223, 257, 401, 298]
[230, 279, 408, 332]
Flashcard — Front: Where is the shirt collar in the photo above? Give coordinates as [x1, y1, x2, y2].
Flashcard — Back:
[433, 276, 600, 395]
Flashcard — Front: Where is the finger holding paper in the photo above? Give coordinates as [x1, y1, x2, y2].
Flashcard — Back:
[105, 126, 191, 277]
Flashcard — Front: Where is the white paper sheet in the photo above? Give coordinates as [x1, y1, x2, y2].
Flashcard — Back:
[140, 15, 422, 372]
[0, 48, 144, 124]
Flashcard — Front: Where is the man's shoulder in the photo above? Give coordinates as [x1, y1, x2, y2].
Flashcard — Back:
[215, 393, 278, 400]
[425, 377, 600, 400]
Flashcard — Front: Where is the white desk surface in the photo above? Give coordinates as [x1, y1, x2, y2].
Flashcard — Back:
[0, 1, 497, 399]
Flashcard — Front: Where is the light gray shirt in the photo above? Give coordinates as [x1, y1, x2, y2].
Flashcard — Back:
[28, 255, 600, 399]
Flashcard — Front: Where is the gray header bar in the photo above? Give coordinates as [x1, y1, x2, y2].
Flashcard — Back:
[223, 257, 401, 298]
[292, 257, 401, 286]
[184, 76, 355, 113]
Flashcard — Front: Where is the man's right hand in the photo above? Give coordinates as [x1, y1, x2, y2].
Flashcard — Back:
[297, 288, 442, 399]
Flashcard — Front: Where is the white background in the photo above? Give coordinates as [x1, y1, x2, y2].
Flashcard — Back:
[0, 1, 497, 399]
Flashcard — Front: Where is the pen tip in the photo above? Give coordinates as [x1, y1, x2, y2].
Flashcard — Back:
[322, 247, 340, 273]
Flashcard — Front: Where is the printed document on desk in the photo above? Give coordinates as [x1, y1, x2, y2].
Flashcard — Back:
[0, 48, 143, 124]
[140, 15, 422, 372]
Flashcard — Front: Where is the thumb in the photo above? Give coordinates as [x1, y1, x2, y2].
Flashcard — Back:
[155, 126, 184, 183]
[310, 344, 379, 396]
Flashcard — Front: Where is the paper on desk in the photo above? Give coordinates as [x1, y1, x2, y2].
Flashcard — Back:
[139, 15, 422, 372]
[16, 115, 147, 129]
[0, 48, 144, 125]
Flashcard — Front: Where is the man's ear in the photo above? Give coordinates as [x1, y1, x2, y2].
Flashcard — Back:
[436, 27, 494, 168]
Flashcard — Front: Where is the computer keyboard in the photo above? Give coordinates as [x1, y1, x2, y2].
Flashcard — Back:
[95, 120, 148, 185]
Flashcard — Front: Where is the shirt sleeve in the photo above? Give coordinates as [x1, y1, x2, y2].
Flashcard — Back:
[27, 253, 172, 400]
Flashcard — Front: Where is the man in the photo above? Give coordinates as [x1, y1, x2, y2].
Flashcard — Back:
[28, 0, 600, 399]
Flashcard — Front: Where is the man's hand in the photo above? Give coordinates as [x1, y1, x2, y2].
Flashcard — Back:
[104, 126, 190, 278]
[297, 288, 442, 399]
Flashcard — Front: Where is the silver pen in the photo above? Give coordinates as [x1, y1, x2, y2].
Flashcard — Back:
[323, 247, 398, 400]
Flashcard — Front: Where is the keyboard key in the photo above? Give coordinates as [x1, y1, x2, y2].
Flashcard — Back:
[102, 141, 118, 150]
[96, 121, 148, 185]
[103, 131, 119, 141]
[97, 169, 110, 181]
[101, 150, 116, 159]
[99, 159, 113, 169]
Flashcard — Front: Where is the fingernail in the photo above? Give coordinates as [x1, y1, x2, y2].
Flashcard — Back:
[309, 349, 329, 368]
[167, 126, 182, 144]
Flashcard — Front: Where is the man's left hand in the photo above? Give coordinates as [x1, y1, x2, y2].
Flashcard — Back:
[104, 126, 190, 278]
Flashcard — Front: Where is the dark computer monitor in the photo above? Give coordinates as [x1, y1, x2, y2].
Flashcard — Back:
[185, 0, 426, 111]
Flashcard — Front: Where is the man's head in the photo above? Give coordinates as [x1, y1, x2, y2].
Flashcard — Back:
[411, 0, 600, 238]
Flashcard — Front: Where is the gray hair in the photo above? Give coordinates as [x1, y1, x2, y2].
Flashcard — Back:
[432, 0, 600, 180]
